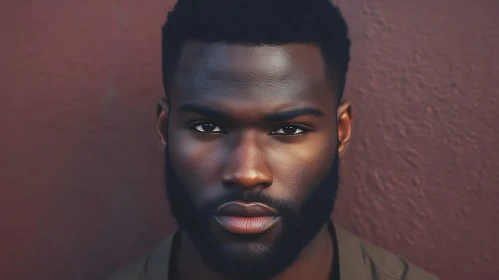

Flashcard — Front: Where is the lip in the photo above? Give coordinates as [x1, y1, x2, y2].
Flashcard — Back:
[216, 201, 278, 217]
[214, 201, 280, 234]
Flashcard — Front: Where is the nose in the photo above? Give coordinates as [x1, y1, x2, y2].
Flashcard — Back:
[221, 132, 273, 190]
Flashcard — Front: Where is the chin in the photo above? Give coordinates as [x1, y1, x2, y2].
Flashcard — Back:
[220, 241, 273, 259]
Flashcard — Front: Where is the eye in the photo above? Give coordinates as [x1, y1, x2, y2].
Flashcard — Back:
[271, 125, 309, 136]
[192, 122, 224, 133]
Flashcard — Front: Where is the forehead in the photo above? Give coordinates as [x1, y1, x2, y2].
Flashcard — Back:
[171, 41, 336, 108]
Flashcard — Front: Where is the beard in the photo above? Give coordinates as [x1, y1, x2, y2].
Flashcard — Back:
[164, 147, 340, 280]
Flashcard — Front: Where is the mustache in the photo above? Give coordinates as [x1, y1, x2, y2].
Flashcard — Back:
[199, 191, 296, 217]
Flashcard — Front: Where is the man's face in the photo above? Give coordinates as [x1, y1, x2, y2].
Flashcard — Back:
[159, 42, 351, 279]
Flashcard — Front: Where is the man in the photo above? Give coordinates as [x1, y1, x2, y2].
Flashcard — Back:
[108, 0, 439, 279]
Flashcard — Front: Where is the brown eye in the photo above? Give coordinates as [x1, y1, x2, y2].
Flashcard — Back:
[193, 122, 223, 133]
[272, 125, 306, 135]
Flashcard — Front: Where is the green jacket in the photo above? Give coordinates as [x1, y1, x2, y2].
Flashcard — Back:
[107, 225, 439, 280]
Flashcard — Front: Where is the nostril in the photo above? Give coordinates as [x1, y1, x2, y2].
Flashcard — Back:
[221, 171, 273, 190]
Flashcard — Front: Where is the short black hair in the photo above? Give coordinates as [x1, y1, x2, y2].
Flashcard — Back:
[161, 0, 351, 103]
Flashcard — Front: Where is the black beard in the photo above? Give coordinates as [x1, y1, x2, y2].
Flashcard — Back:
[164, 148, 340, 280]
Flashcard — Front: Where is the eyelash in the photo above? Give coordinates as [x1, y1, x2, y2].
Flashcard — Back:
[187, 121, 313, 137]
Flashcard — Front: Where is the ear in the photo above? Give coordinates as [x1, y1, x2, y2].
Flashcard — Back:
[337, 100, 353, 156]
[156, 97, 170, 148]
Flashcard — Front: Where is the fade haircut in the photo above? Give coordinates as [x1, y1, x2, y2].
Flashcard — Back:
[161, 0, 351, 103]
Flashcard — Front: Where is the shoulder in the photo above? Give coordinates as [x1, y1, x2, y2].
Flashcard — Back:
[335, 226, 440, 280]
[106, 234, 174, 280]
[359, 238, 440, 280]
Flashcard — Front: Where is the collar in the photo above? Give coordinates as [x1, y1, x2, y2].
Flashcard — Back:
[335, 225, 368, 280]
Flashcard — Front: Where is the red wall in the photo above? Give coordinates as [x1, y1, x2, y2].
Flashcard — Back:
[1, 1, 498, 279]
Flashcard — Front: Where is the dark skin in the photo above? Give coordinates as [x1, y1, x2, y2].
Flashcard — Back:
[156, 41, 352, 280]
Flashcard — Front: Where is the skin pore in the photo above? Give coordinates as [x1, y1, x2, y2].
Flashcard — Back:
[156, 41, 352, 280]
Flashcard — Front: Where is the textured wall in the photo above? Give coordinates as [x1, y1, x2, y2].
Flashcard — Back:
[1, 1, 498, 279]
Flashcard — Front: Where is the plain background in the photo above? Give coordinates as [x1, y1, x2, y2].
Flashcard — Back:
[1, 0, 498, 279]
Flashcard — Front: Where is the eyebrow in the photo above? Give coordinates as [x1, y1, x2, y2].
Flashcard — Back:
[178, 103, 230, 119]
[178, 103, 325, 122]
[263, 107, 324, 122]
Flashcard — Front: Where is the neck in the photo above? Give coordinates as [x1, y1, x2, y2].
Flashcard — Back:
[176, 223, 334, 280]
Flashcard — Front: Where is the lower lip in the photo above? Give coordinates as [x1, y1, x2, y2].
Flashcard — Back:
[214, 216, 280, 234]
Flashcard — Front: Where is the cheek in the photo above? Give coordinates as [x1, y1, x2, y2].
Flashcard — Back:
[168, 126, 226, 202]
[266, 135, 336, 204]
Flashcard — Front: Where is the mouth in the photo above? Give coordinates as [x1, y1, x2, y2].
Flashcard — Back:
[213, 201, 281, 235]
